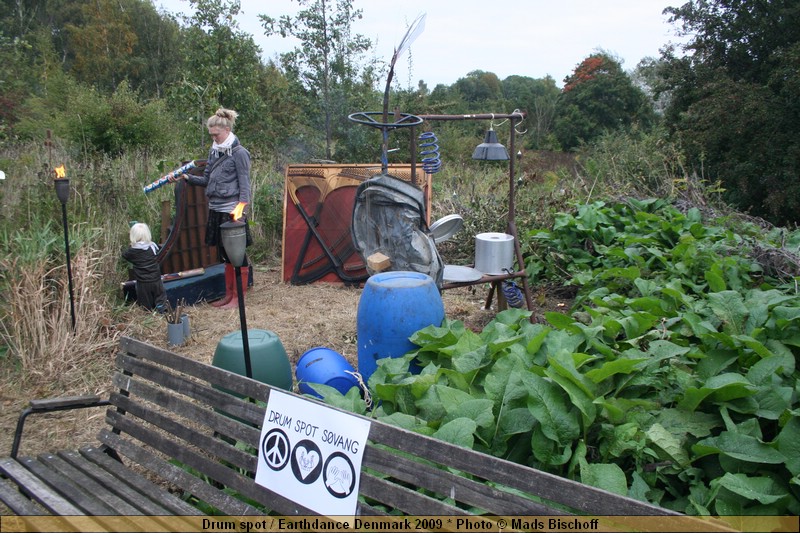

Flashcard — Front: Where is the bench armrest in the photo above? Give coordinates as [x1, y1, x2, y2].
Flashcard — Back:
[10, 395, 110, 459]
[28, 395, 106, 411]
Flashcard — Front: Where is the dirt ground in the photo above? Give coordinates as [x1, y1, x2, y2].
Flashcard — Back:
[0, 265, 575, 467]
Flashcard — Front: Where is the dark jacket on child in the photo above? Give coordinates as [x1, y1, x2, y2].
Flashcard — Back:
[123, 247, 167, 311]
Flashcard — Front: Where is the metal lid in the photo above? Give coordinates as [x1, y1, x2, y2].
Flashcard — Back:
[429, 214, 464, 244]
[443, 264, 483, 283]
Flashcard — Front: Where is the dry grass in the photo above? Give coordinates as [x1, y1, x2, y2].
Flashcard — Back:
[0, 245, 121, 392]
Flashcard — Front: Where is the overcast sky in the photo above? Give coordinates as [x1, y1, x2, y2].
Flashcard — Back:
[156, 0, 690, 88]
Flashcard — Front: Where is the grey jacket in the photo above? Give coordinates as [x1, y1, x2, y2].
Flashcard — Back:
[187, 141, 251, 211]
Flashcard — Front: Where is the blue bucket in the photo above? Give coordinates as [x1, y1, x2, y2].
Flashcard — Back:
[357, 271, 445, 383]
[296, 347, 359, 398]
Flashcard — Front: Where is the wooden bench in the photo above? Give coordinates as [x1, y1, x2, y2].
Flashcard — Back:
[1, 336, 685, 524]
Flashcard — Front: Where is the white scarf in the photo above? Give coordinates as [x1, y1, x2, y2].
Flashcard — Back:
[212, 132, 237, 157]
[132, 241, 159, 254]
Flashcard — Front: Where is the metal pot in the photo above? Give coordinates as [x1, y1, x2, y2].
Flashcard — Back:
[474, 232, 514, 275]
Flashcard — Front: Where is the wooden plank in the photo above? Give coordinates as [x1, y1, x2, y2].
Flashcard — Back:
[0, 458, 83, 515]
[119, 337, 269, 404]
[366, 421, 677, 516]
[79, 446, 202, 516]
[36, 453, 143, 515]
[102, 411, 307, 516]
[108, 389, 258, 476]
[96, 428, 265, 516]
[362, 445, 565, 515]
[58, 452, 196, 533]
[110, 367, 260, 445]
[17, 455, 117, 515]
[358, 473, 468, 516]
[29, 395, 103, 411]
[58, 450, 179, 516]
[0, 476, 47, 515]
[110, 365, 262, 444]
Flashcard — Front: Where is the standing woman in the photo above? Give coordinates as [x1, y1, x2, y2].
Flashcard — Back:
[172, 108, 252, 308]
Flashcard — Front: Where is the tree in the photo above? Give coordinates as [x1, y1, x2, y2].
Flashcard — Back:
[260, 0, 376, 160]
[656, 0, 800, 224]
[554, 53, 654, 150]
[127, 0, 183, 98]
[172, 0, 270, 148]
[63, 0, 139, 92]
[502, 75, 560, 149]
[453, 70, 503, 104]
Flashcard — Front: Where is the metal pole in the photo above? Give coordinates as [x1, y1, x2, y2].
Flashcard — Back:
[61, 202, 76, 332]
[234, 266, 252, 379]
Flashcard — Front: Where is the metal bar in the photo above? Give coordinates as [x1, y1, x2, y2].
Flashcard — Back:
[410, 124, 417, 186]
[11, 398, 111, 458]
[419, 112, 524, 121]
[234, 267, 252, 380]
[61, 203, 76, 332]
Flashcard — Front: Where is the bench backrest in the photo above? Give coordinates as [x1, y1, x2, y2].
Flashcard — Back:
[107, 336, 677, 517]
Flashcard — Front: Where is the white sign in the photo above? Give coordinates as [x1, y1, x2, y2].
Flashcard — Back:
[255, 390, 372, 516]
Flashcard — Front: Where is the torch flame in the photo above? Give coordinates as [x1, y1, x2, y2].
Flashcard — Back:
[54, 164, 66, 179]
[232, 202, 246, 221]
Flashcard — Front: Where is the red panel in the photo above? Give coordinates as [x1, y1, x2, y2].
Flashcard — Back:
[281, 164, 427, 284]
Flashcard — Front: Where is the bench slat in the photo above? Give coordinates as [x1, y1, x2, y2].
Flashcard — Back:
[79, 446, 202, 516]
[119, 337, 266, 401]
[0, 476, 47, 515]
[16, 455, 119, 515]
[58, 450, 180, 516]
[0, 458, 83, 515]
[366, 421, 676, 516]
[359, 473, 470, 515]
[107, 385, 264, 489]
[111, 368, 261, 446]
[108, 377, 260, 473]
[108, 387, 258, 475]
[116, 354, 266, 428]
[363, 445, 566, 515]
[102, 410, 315, 517]
[96, 427, 269, 516]
[36, 452, 143, 515]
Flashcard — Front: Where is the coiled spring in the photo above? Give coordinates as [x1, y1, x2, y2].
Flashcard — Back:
[502, 279, 525, 308]
[418, 131, 441, 174]
[501, 268, 525, 308]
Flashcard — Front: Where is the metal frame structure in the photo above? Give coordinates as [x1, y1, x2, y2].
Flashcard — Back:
[409, 112, 534, 313]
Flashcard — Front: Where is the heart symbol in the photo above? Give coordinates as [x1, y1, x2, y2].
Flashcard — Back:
[296, 446, 319, 479]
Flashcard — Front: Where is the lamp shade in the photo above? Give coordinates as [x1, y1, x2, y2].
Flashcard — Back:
[220, 220, 247, 267]
[472, 129, 509, 161]
[54, 178, 70, 204]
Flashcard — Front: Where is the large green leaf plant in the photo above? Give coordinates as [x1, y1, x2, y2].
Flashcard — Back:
[316, 199, 800, 515]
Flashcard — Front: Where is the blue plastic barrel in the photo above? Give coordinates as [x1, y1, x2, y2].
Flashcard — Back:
[357, 271, 445, 383]
[296, 347, 359, 398]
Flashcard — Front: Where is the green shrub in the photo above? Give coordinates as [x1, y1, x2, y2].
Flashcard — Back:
[320, 199, 800, 515]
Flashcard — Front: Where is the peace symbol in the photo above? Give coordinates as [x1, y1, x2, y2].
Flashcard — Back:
[261, 428, 290, 471]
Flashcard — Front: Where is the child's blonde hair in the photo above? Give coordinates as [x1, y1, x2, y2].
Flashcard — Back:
[129, 223, 153, 245]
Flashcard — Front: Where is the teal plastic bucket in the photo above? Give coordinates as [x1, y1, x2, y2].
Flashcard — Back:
[296, 347, 358, 398]
[212, 329, 293, 392]
[357, 271, 445, 383]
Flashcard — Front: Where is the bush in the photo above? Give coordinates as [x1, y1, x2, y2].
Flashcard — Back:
[64, 81, 175, 156]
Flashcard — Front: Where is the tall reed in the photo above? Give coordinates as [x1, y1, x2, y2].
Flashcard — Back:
[0, 221, 120, 388]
